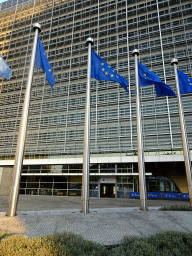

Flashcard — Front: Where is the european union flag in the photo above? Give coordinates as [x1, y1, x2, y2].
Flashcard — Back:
[35, 37, 55, 88]
[138, 62, 175, 97]
[91, 49, 129, 92]
[0, 54, 12, 80]
[177, 69, 192, 95]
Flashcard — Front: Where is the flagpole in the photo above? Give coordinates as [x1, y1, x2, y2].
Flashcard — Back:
[81, 37, 93, 213]
[7, 23, 41, 217]
[171, 58, 192, 206]
[132, 49, 148, 211]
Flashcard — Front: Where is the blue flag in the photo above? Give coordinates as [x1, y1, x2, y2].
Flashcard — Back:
[0, 54, 12, 80]
[35, 38, 55, 88]
[177, 69, 192, 95]
[91, 49, 129, 92]
[138, 62, 175, 97]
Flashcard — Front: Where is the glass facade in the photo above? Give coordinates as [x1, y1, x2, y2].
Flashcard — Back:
[20, 164, 180, 197]
[0, 0, 191, 196]
[20, 163, 136, 197]
[20, 164, 138, 197]
[0, 0, 192, 159]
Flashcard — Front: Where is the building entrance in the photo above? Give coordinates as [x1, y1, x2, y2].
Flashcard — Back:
[100, 183, 115, 198]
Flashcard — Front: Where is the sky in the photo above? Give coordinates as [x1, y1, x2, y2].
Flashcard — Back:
[0, 0, 5, 3]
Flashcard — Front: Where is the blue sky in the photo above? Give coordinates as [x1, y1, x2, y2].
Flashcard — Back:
[0, 0, 5, 3]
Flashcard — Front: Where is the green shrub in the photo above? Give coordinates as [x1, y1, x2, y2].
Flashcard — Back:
[110, 231, 192, 256]
[159, 205, 192, 211]
[46, 232, 107, 256]
[0, 231, 107, 256]
[0, 233, 57, 256]
[0, 230, 14, 242]
[1, 230, 192, 256]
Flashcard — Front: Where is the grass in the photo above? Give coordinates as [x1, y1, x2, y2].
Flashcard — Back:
[0, 230, 192, 255]
[159, 205, 192, 211]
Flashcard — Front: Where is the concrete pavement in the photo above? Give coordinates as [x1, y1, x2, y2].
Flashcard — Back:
[0, 195, 192, 245]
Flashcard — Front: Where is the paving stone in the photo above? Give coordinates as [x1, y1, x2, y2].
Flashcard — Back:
[0, 196, 191, 245]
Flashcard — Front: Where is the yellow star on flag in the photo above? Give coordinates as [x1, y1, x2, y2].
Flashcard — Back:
[48, 69, 52, 72]
[105, 72, 108, 75]
[144, 73, 146, 76]
[0, 58, 2, 60]
[101, 63, 104, 66]
[108, 66, 110, 68]
[111, 74, 114, 77]
[190, 83, 192, 85]
[102, 68, 105, 71]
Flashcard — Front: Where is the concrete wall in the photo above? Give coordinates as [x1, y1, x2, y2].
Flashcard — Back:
[0, 153, 187, 167]
[0, 167, 12, 196]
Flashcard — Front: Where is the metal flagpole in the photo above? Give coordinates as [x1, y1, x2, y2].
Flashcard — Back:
[81, 37, 93, 213]
[7, 23, 41, 217]
[171, 58, 192, 206]
[132, 49, 148, 211]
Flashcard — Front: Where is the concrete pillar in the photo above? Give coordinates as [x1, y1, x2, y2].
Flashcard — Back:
[0, 167, 13, 196]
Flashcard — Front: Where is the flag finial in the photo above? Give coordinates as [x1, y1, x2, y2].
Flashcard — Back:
[171, 58, 178, 65]
[33, 23, 41, 33]
[132, 49, 139, 56]
[86, 37, 94, 45]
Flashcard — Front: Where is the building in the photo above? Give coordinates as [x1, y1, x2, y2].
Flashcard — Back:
[0, 0, 191, 198]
